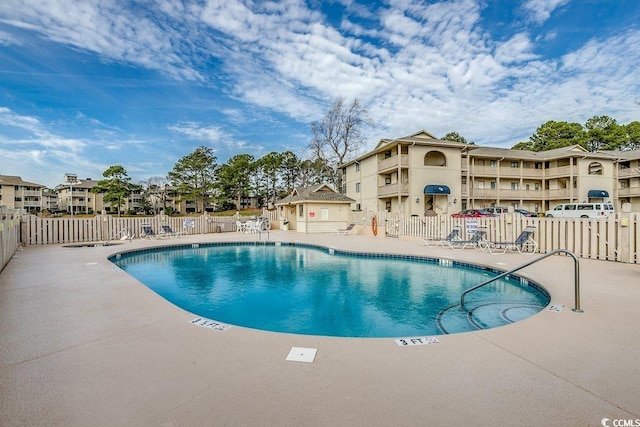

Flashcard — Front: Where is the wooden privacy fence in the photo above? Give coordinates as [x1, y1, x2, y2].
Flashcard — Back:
[351, 211, 639, 264]
[21, 214, 238, 245]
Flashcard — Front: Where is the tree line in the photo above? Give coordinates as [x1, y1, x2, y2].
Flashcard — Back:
[91, 99, 638, 215]
[91, 98, 369, 214]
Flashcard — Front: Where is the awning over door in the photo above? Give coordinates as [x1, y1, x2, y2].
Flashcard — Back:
[587, 190, 609, 198]
[423, 185, 451, 195]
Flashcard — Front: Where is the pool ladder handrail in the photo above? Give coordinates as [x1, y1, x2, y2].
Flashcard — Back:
[460, 249, 583, 313]
[103, 227, 133, 245]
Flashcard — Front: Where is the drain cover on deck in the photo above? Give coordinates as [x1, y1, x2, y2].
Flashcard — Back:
[286, 347, 317, 363]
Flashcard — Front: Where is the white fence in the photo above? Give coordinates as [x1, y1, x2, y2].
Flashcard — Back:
[21, 214, 238, 245]
[14, 211, 640, 264]
[0, 208, 21, 272]
[351, 211, 639, 264]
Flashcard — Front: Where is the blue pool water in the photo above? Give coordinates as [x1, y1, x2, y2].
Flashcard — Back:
[110, 242, 550, 338]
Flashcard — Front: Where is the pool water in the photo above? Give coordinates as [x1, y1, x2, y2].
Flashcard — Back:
[110, 243, 549, 338]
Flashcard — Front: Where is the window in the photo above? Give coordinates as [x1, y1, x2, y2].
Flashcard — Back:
[356, 182, 361, 193]
[384, 151, 392, 159]
[535, 183, 540, 190]
[385, 201, 391, 212]
[525, 184, 530, 191]
[588, 162, 603, 175]
[355, 163, 360, 172]
[490, 160, 497, 168]
[511, 161, 518, 168]
[355, 203, 361, 211]
[490, 181, 496, 189]
[511, 182, 519, 190]
[477, 181, 485, 189]
[298, 204, 304, 217]
[384, 177, 391, 185]
[424, 151, 446, 166]
[461, 176, 467, 184]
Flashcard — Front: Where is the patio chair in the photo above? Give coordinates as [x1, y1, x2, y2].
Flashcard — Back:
[335, 223, 356, 235]
[159, 224, 183, 238]
[236, 220, 246, 233]
[448, 228, 488, 250]
[140, 224, 157, 240]
[244, 219, 258, 233]
[422, 226, 462, 247]
[487, 225, 537, 254]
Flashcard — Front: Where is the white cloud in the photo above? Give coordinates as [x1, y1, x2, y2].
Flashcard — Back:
[521, 0, 570, 25]
[1, 0, 639, 177]
[0, 0, 203, 80]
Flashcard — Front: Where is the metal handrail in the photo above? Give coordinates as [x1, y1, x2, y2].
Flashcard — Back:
[460, 249, 583, 313]
[104, 227, 132, 245]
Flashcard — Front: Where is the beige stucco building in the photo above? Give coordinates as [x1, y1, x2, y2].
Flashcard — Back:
[341, 131, 640, 215]
[276, 184, 355, 233]
[0, 175, 47, 214]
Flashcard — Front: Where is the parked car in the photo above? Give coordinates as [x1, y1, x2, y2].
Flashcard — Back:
[514, 209, 539, 217]
[545, 203, 615, 218]
[485, 206, 509, 215]
[451, 209, 495, 218]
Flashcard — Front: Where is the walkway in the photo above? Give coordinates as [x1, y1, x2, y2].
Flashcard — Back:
[1, 232, 639, 426]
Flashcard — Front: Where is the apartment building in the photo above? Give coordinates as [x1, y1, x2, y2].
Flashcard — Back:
[0, 175, 47, 213]
[341, 130, 640, 216]
[57, 179, 105, 214]
[605, 149, 640, 211]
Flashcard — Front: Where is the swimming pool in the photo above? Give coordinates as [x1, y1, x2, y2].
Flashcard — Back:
[109, 242, 550, 338]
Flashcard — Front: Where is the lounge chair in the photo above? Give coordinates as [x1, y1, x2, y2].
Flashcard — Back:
[422, 226, 462, 247]
[140, 224, 157, 240]
[448, 228, 488, 250]
[487, 225, 537, 254]
[335, 223, 356, 235]
[159, 224, 183, 238]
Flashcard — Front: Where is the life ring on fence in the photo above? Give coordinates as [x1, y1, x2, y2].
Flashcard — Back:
[372, 216, 378, 236]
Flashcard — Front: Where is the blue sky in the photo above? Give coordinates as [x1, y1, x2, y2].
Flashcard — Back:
[1, 0, 639, 187]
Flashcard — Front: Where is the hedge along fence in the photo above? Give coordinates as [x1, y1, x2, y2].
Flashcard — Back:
[351, 210, 639, 264]
[0, 209, 21, 272]
[21, 214, 238, 245]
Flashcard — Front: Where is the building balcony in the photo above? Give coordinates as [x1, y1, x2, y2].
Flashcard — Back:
[499, 168, 522, 177]
[471, 166, 499, 176]
[618, 187, 640, 197]
[377, 155, 409, 173]
[545, 166, 572, 177]
[378, 182, 409, 197]
[546, 188, 571, 198]
[618, 168, 640, 178]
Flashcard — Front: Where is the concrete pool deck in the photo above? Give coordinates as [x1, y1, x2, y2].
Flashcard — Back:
[1, 232, 639, 426]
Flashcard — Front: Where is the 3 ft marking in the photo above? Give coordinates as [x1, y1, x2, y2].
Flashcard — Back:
[395, 336, 440, 346]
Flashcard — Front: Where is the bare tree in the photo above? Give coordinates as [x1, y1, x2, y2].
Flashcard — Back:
[309, 98, 372, 189]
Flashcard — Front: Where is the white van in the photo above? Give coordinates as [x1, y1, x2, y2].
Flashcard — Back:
[545, 202, 615, 218]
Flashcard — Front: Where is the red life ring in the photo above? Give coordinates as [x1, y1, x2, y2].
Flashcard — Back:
[372, 216, 378, 236]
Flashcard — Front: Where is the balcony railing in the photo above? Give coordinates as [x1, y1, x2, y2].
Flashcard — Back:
[545, 166, 571, 177]
[618, 168, 640, 178]
[546, 188, 571, 198]
[378, 182, 409, 197]
[618, 187, 640, 197]
[377, 155, 409, 172]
